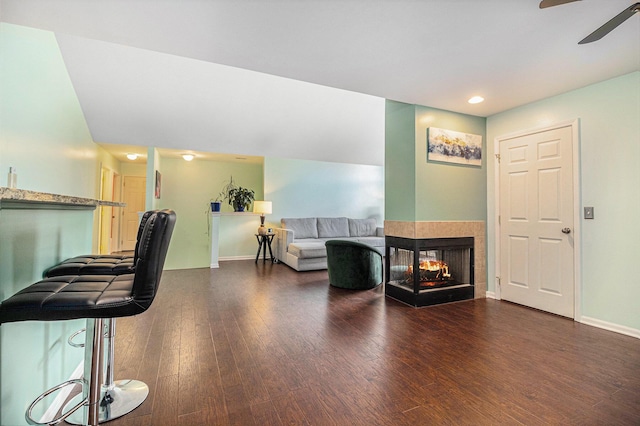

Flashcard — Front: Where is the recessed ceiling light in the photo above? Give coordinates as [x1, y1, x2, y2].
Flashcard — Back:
[126, 153, 138, 160]
[468, 96, 485, 104]
[182, 154, 194, 161]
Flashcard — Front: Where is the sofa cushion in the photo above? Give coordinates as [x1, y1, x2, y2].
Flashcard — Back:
[288, 242, 327, 259]
[281, 218, 318, 239]
[348, 218, 378, 237]
[317, 217, 349, 238]
[353, 236, 385, 248]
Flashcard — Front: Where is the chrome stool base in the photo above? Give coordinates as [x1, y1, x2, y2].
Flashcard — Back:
[64, 379, 148, 424]
[65, 318, 148, 423]
[25, 318, 105, 426]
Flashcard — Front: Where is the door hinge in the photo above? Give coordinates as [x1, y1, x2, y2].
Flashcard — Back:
[496, 276, 501, 287]
[495, 154, 501, 163]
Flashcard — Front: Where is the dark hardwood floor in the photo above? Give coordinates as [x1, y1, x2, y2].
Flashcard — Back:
[94, 261, 639, 425]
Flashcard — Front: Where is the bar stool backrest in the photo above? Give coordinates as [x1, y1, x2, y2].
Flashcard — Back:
[0, 210, 176, 326]
[131, 209, 176, 310]
[133, 210, 157, 262]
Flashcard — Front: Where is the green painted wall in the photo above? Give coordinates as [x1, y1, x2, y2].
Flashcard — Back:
[385, 100, 487, 221]
[385, 101, 417, 221]
[487, 71, 640, 332]
[414, 105, 486, 220]
[0, 23, 98, 425]
[0, 24, 96, 196]
[158, 156, 263, 269]
[0, 210, 91, 424]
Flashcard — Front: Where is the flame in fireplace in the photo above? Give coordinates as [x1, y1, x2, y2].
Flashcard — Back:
[406, 260, 451, 282]
[420, 260, 448, 275]
[407, 260, 449, 274]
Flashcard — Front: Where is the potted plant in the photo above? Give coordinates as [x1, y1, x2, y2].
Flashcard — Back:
[210, 197, 222, 212]
[215, 175, 255, 212]
[228, 186, 255, 212]
[211, 175, 237, 212]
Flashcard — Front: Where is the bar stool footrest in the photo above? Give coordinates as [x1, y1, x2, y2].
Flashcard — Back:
[26, 379, 86, 426]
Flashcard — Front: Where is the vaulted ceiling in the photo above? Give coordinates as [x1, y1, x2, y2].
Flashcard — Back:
[2, 0, 638, 159]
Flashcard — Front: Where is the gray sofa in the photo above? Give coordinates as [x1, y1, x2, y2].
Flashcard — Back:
[274, 217, 384, 271]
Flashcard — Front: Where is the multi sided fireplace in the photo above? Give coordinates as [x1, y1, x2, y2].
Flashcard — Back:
[385, 236, 474, 307]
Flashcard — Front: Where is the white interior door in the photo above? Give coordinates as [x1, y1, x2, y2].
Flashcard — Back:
[499, 124, 576, 318]
[122, 176, 146, 251]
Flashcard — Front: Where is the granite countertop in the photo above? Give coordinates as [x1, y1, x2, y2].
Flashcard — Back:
[0, 187, 126, 210]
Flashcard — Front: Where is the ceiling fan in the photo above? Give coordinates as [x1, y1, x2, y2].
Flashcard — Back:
[539, 0, 640, 44]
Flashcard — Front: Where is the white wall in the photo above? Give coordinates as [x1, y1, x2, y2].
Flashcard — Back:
[487, 72, 640, 334]
[264, 157, 384, 228]
[55, 32, 386, 166]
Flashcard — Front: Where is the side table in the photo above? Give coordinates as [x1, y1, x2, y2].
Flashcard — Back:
[255, 233, 275, 263]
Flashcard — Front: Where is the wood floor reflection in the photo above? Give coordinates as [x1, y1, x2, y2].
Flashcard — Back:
[96, 261, 640, 425]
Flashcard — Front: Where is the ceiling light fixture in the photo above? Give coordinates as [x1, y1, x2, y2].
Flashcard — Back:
[468, 96, 485, 104]
[182, 154, 194, 161]
[126, 153, 138, 160]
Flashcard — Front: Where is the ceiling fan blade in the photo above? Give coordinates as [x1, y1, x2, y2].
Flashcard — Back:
[579, 2, 640, 44]
[539, 0, 581, 9]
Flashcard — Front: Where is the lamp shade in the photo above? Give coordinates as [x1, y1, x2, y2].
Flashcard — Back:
[253, 201, 272, 215]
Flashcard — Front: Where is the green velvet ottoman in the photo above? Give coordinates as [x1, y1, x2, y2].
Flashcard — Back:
[325, 240, 383, 289]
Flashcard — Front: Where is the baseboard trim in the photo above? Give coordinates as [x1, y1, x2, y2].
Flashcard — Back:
[580, 316, 640, 339]
[482, 297, 638, 339]
[220, 255, 256, 262]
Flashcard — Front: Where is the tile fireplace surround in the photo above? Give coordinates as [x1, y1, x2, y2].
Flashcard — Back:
[383, 221, 486, 299]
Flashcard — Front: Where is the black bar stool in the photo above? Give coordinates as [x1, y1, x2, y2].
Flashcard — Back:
[0, 210, 176, 426]
[43, 210, 156, 277]
[42, 210, 157, 424]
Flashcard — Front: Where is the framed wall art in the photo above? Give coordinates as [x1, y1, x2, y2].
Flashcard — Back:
[155, 170, 161, 199]
[427, 127, 482, 167]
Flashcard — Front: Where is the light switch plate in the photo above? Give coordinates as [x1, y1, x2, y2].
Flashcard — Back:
[584, 207, 594, 219]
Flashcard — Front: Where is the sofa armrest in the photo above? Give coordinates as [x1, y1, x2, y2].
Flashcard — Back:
[376, 227, 384, 237]
[273, 227, 294, 261]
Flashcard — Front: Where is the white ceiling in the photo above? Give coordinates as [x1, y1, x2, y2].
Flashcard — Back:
[2, 0, 638, 159]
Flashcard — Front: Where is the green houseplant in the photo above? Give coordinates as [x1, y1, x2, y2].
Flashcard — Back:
[216, 175, 255, 212]
[228, 186, 255, 212]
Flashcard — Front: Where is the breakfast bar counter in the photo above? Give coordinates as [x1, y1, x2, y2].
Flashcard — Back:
[0, 187, 126, 210]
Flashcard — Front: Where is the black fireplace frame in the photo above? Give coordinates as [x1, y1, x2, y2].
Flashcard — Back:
[385, 236, 474, 307]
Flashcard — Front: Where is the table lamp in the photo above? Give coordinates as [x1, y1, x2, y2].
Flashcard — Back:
[253, 201, 272, 235]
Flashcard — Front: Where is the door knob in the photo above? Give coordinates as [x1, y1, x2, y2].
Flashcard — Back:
[561, 227, 571, 234]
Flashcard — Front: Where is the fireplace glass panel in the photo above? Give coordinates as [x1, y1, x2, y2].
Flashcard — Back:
[385, 236, 474, 307]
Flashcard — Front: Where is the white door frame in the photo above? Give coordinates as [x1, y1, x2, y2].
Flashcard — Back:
[111, 172, 122, 253]
[98, 166, 112, 254]
[493, 119, 582, 321]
